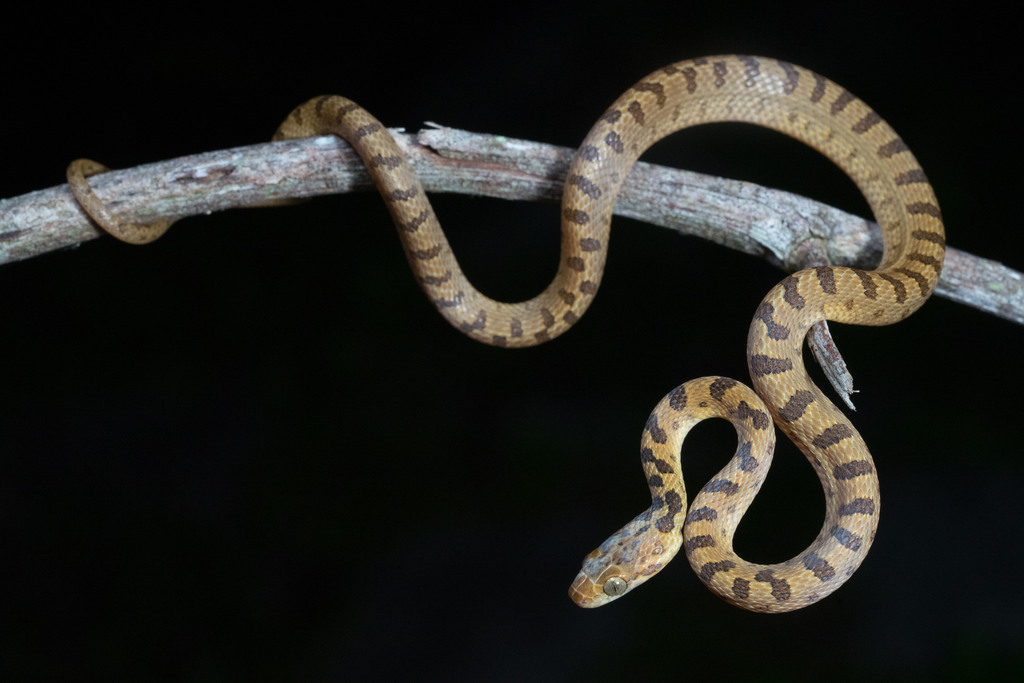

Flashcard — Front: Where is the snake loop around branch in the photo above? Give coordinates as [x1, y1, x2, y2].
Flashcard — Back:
[67, 55, 944, 612]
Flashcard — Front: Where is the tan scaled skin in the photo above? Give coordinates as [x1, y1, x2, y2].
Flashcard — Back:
[68, 56, 944, 613]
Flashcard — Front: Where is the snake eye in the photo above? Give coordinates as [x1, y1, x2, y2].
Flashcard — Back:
[602, 576, 628, 597]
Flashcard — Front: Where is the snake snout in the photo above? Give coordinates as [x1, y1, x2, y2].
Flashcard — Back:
[568, 572, 601, 607]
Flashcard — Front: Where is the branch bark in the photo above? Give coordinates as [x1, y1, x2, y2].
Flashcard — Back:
[2, 125, 1020, 327]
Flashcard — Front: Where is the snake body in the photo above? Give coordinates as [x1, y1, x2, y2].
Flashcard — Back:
[67, 56, 944, 612]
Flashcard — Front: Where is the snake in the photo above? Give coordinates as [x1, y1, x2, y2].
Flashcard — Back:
[67, 55, 945, 613]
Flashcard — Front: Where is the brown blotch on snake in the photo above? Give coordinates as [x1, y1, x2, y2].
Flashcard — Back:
[66, 55, 944, 614]
[777, 389, 815, 422]
[839, 498, 876, 516]
[753, 302, 790, 341]
[852, 111, 883, 134]
[834, 460, 875, 480]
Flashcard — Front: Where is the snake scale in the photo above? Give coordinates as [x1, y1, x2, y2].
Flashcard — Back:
[67, 55, 944, 613]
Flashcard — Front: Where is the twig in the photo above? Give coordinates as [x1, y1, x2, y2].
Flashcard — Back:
[1, 126, 1020, 402]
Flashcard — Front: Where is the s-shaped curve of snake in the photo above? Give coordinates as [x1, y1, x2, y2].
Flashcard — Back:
[67, 56, 944, 613]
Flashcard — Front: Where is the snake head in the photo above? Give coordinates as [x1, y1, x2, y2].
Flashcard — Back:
[568, 551, 632, 608]
[568, 510, 683, 607]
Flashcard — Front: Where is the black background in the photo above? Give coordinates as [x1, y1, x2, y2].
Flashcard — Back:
[3, 1, 1022, 679]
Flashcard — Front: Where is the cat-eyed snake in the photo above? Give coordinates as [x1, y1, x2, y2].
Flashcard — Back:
[67, 55, 945, 612]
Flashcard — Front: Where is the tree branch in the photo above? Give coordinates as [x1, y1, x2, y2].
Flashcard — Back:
[3, 125, 1020, 328]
